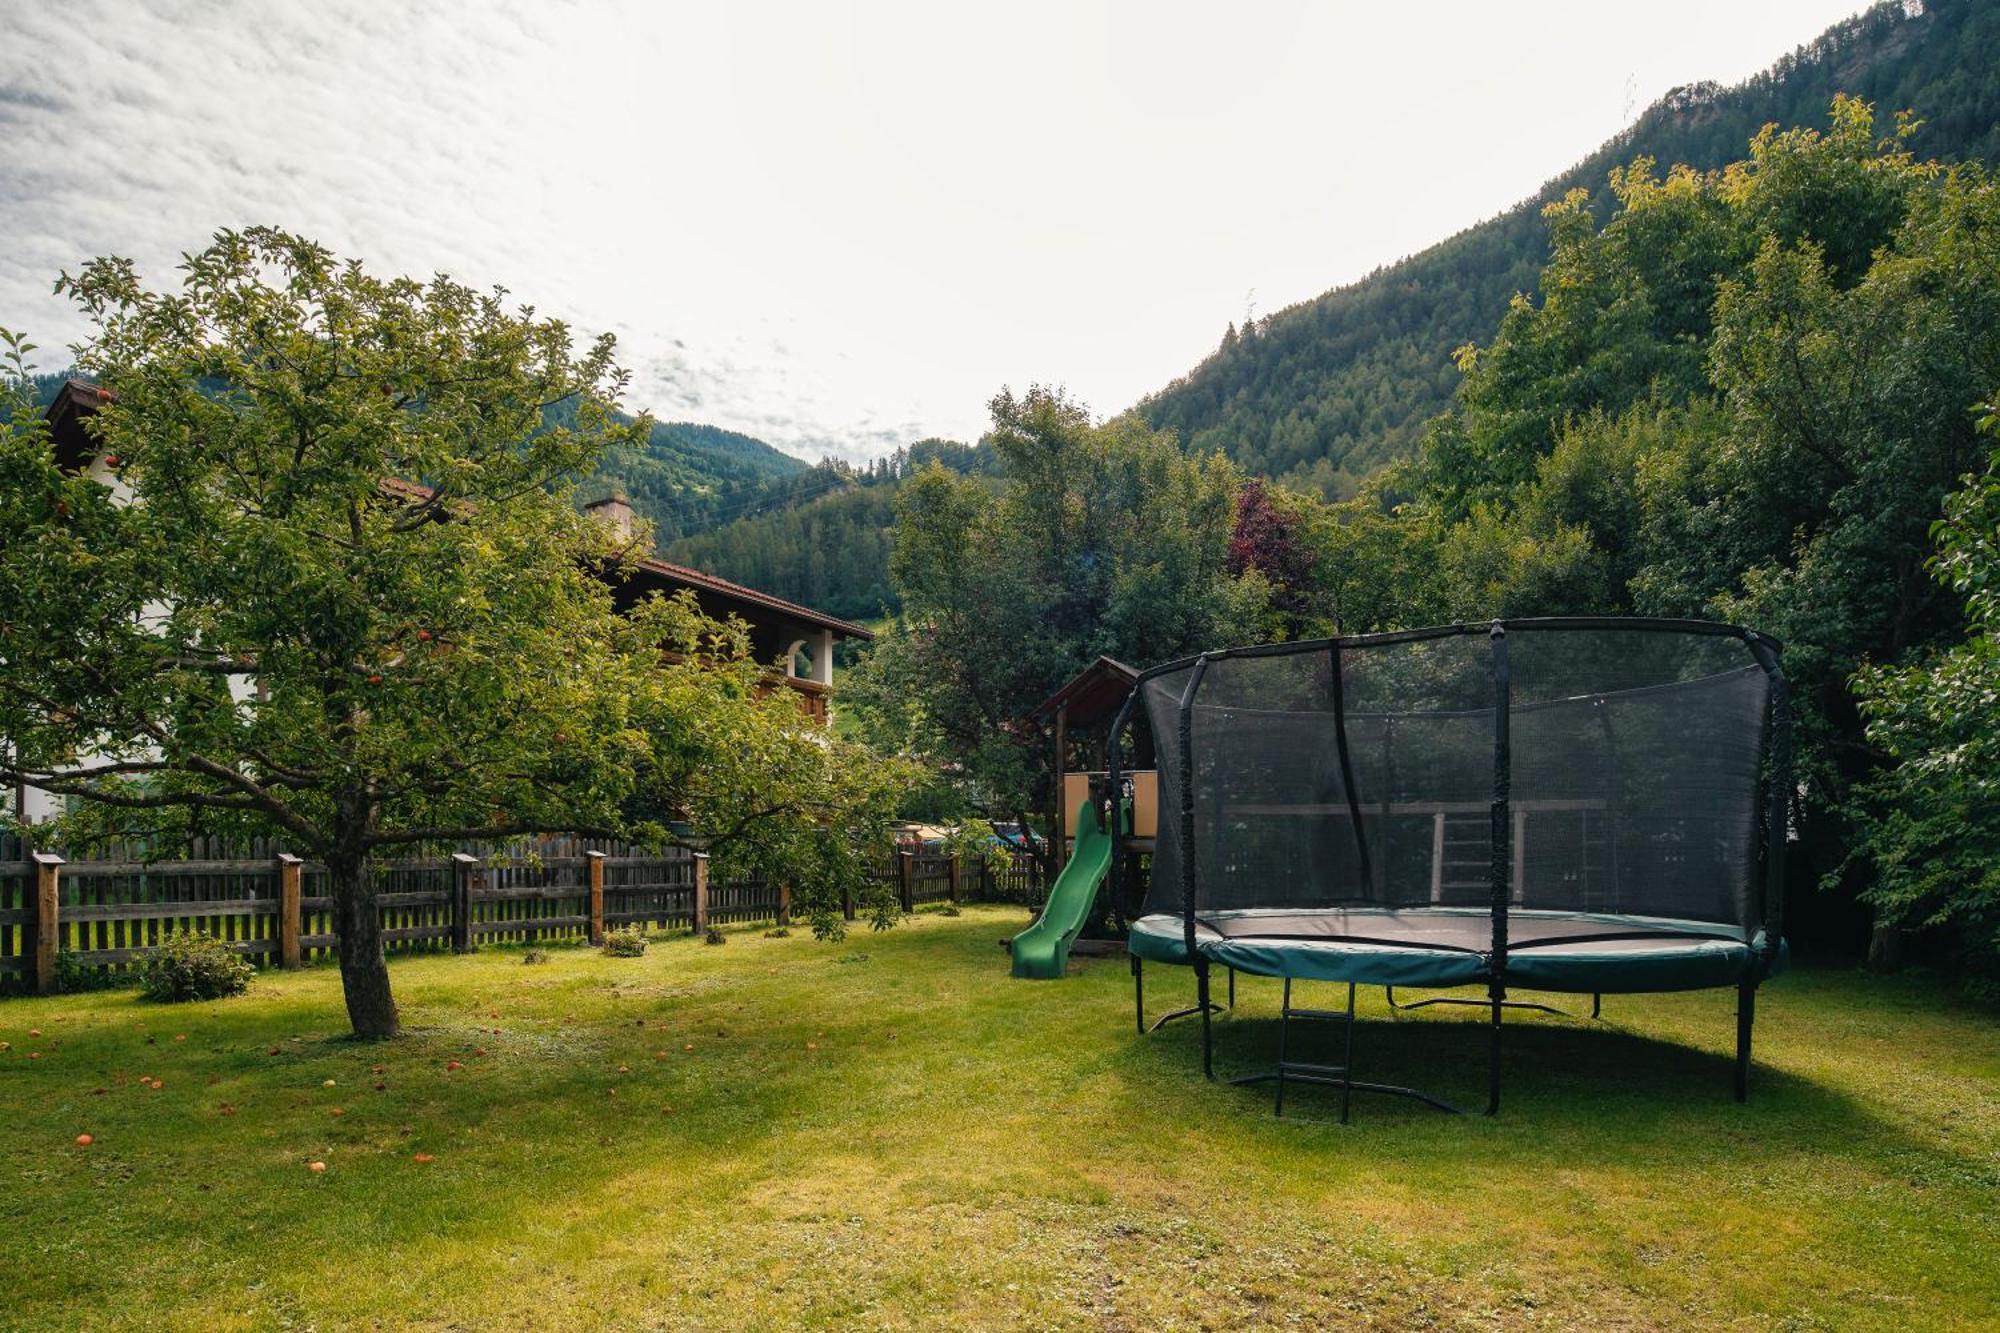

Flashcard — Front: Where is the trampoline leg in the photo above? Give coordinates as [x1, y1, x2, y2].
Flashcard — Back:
[1198, 964, 1214, 1081]
[1386, 987, 1575, 1019]
[1485, 983, 1504, 1116]
[1339, 982, 1357, 1125]
[1228, 966, 1236, 1010]
[1230, 979, 1463, 1120]
[1132, 955, 1145, 1036]
[1274, 977, 1292, 1117]
[1591, 992, 1602, 1021]
[1735, 982, 1755, 1103]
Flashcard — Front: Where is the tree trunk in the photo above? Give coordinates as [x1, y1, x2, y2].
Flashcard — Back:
[329, 850, 400, 1038]
[1866, 918, 1904, 973]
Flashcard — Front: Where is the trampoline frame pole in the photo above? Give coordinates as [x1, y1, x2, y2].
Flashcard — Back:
[1176, 657, 1210, 975]
[1339, 982, 1357, 1124]
[1177, 657, 1212, 1080]
[1275, 977, 1292, 1116]
[1106, 687, 1138, 925]
[1745, 632, 1792, 969]
[1736, 981, 1755, 1102]
[1384, 987, 1580, 1019]
[1137, 961, 1228, 1033]
[1486, 621, 1512, 1117]
[1329, 639, 1374, 894]
[1198, 962, 1214, 1080]
[1744, 631, 1792, 1106]
[1132, 955, 1145, 1035]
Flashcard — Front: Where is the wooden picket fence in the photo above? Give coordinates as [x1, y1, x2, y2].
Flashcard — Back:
[985, 855, 1048, 906]
[0, 832, 1029, 994]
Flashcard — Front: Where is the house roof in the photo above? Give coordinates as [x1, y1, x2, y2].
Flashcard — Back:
[44, 380, 871, 642]
[1032, 656, 1140, 726]
[627, 556, 873, 640]
[46, 377, 111, 472]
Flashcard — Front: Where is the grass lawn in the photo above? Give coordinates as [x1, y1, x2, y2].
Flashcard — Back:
[1, 906, 1995, 1331]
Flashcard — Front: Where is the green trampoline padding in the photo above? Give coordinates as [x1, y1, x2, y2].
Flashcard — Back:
[1129, 907, 1786, 993]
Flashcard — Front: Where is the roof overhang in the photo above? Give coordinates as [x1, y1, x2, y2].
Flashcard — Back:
[625, 557, 873, 641]
[1031, 655, 1139, 726]
[45, 377, 110, 472]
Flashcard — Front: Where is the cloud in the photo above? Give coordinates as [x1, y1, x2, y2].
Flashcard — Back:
[0, 0, 1874, 463]
[0, 0, 979, 460]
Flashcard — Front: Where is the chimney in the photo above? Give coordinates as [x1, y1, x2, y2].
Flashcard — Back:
[584, 489, 639, 547]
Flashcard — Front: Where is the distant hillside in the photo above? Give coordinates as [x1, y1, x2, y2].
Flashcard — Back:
[574, 412, 812, 544]
[1137, 0, 2000, 495]
[13, 370, 813, 548]
[661, 439, 995, 621]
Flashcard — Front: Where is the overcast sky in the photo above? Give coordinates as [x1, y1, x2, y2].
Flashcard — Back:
[1, 0, 1868, 461]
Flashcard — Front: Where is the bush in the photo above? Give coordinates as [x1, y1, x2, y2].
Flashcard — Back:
[53, 948, 111, 993]
[138, 929, 253, 1003]
[763, 926, 791, 938]
[600, 925, 648, 957]
[702, 925, 726, 946]
[521, 948, 549, 965]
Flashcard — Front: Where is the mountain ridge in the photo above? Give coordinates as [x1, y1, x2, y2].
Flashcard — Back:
[1134, 0, 2000, 495]
[14, 370, 813, 549]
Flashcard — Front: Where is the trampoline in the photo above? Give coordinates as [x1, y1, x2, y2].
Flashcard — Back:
[1105, 618, 1792, 1120]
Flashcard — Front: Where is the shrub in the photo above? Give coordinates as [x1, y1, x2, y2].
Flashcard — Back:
[600, 925, 648, 957]
[521, 948, 549, 965]
[53, 948, 111, 993]
[138, 929, 253, 1003]
[763, 926, 791, 939]
[702, 925, 726, 946]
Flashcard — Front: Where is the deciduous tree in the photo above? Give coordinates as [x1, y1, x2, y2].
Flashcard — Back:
[0, 230, 904, 1035]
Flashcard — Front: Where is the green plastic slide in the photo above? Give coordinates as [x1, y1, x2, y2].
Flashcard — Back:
[1009, 797, 1120, 979]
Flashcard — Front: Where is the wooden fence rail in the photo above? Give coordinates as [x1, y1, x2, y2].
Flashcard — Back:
[0, 832, 1038, 993]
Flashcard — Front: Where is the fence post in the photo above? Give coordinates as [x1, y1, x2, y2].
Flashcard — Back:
[586, 850, 606, 945]
[30, 851, 62, 996]
[450, 852, 479, 954]
[277, 852, 303, 969]
[691, 852, 709, 935]
[777, 880, 791, 926]
[948, 854, 961, 904]
[898, 849, 915, 913]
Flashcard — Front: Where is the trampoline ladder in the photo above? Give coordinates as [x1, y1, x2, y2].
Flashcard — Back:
[1227, 978, 1465, 1122]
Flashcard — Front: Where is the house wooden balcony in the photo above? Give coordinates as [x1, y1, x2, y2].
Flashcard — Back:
[781, 675, 832, 723]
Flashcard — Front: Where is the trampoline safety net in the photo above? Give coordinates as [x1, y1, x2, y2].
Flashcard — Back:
[1136, 621, 1782, 953]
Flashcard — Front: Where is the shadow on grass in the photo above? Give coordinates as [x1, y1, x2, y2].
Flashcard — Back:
[1104, 963, 1974, 1171]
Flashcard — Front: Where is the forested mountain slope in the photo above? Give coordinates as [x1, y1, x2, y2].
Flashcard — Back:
[1137, 0, 2000, 496]
[15, 371, 813, 548]
[662, 440, 996, 621]
[571, 411, 810, 544]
